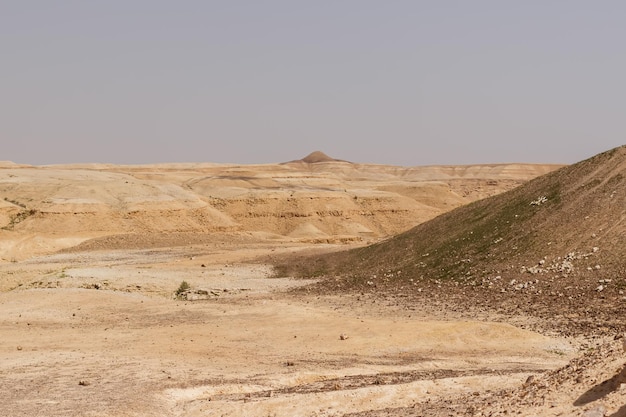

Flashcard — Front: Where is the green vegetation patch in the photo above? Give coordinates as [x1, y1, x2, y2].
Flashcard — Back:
[2, 208, 38, 230]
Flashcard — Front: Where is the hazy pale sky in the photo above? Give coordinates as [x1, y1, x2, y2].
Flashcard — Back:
[1, 1, 624, 166]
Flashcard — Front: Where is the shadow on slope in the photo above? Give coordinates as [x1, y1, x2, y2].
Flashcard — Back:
[574, 364, 626, 406]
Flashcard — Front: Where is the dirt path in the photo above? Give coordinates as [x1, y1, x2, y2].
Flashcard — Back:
[0, 241, 574, 417]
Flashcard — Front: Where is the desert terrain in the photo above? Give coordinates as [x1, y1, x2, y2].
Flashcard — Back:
[3, 150, 624, 416]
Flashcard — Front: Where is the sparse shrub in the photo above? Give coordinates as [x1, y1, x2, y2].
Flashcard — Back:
[175, 280, 190, 299]
[3, 198, 27, 208]
[2, 208, 38, 230]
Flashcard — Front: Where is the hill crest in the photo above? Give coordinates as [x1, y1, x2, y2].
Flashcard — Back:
[286, 151, 350, 164]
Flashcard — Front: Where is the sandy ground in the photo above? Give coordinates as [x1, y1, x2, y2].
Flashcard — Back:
[0, 158, 582, 416]
[0, 238, 575, 417]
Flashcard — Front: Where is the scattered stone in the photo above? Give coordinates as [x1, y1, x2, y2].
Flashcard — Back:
[78, 380, 90, 386]
[530, 196, 548, 206]
[339, 333, 349, 340]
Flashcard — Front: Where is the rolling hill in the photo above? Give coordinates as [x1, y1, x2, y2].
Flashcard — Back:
[279, 145, 626, 335]
[0, 155, 558, 261]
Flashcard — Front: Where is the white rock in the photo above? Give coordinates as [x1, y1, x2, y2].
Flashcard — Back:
[582, 405, 607, 417]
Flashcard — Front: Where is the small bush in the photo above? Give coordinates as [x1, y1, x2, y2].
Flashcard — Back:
[175, 280, 190, 299]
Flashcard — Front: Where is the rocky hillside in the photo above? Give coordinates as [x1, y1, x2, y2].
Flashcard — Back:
[281, 146, 626, 335]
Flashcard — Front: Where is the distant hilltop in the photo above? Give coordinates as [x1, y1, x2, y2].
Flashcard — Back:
[285, 151, 351, 164]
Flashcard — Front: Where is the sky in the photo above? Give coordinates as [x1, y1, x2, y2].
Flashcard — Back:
[1, 1, 625, 166]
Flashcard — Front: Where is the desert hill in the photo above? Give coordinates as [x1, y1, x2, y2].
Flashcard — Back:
[0, 155, 560, 261]
[280, 146, 626, 334]
[1, 151, 620, 417]
[287, 150, 349, 164]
